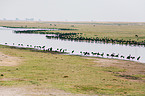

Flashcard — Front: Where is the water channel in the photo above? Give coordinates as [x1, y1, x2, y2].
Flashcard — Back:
[0, 27, 145, 63]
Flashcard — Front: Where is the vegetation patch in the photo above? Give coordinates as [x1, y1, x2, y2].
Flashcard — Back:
[118, 74, 142, 80]
[74, 85, 100, 92]
[103, 67, 126, 72]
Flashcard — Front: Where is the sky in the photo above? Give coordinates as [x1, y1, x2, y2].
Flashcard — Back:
[0, 0, 145, 22]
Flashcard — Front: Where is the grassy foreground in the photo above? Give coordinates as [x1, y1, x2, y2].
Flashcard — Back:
[0, 45, 145, 95]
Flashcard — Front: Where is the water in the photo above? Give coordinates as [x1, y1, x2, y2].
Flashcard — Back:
[0, 27, 145, 63]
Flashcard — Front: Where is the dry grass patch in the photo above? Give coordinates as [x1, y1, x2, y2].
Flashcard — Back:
[0, 52, 22, 66]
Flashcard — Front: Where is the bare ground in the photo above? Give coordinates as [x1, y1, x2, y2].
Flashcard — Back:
[0, 86, 98, 96]
[0, 52, 22, 66]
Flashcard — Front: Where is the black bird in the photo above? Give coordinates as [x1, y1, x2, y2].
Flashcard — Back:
[72, 50, 74, 53]
[111, 53, 115, 58]
[137, 56, 141, 60]
[60, 48, 63, 52]
[101, 53, 104, 57]
[120, 55, 125, 59]
[83, 52, 90, 55]
[115, 54, 119, 58]
[91, 52, 97, 55]
[97, 52, 100, 56]
[42, 46, 45, 49]
[127, 55, 131, 60]
[106, 54, 109, 57]
[131, 56, 135, 60]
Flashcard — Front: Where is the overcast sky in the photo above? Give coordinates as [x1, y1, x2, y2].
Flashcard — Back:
[0, 0, 145, 22]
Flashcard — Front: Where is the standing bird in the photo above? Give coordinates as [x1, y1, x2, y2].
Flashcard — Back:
[91, 52, 94, 55]
[106, 54, 109, 57]
[42, 46, 45, 49]
[72, 50, 74, 53]
[101, 53, 104, 57]
[111, 53, 115, 58]
[115, 54, 119, 58]
[60, 48, 63, 52]
[131, 56, 135, 60]
[83, 52, 87, 55]
[49, 47, 52, 51]
[83, 52, 90, 55]
[91, 52, 97, 55]
[97, 52, 100, 56]
[137, 56, 141, 61]
[127, 55, 131, 60]
[120, 55, 125, 59]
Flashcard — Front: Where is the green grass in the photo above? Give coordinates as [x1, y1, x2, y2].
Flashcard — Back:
[0, 45, 145, 95]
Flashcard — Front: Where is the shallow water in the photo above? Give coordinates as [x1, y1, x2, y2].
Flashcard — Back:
[0, 27, 145, 63]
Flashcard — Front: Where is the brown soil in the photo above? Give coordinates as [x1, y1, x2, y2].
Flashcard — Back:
[0, 86, 98, 96]
[0, 52, 22, 66]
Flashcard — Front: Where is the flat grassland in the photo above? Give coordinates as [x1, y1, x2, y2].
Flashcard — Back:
[0, 21, 145, 96]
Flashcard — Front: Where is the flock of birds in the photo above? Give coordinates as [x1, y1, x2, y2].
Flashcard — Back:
[4, 43, 141, 61]
[78, 51, 141, 61]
